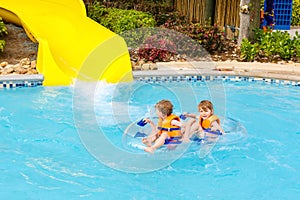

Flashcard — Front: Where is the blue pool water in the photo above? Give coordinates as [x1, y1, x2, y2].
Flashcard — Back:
[1, 80, 300, 199]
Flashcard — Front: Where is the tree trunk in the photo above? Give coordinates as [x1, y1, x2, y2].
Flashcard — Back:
[238, 0, 251, 46]
[249, 0, 261, 40]
[204, 0, 215, 24]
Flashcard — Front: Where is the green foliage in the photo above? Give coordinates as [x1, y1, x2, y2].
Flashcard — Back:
[163, 21, 226, 53]
[0, 40, 5, 52]
[260, 0, 265, 8]
[0, 17, 8, 52]
[120, 27, 157, 49]
[0, 17, 7, 37]
[90, 1, 225, 60]
[97, 0, 175, 26]
[292, 0, 300, 26]
[88, 2, 156, 34]
[240, 38, 259, 62]
[292, 32, 300, 61]
[240, 29, 300, 62]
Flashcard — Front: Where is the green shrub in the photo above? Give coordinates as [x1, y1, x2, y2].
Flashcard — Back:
[90, 1, 225, 60]
[120, 27, 155, 49]
[0, 17, 8, 52]
[240, 29, 300, 62]
[291, 32, 300, 61]
[257, 30, 299, 61]
[0, 40, 5, 52]
[98, 0, 176, 26]
[292, 0, 300, 26]
[163, 22, 226, 53]
[240, 38, 259, 62]
[88, 2, 156, 34]
[0, 17, 7, 36]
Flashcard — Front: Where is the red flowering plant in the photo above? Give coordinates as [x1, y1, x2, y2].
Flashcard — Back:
[138, 33, 177, 62]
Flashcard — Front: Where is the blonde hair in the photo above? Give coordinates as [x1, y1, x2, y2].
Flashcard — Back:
[198, 100, 214, 112]
[155, 99, 173, 116]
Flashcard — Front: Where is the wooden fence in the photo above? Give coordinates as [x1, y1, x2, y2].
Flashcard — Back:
[174, 0, 240, 35]
[174, 0, 209, 24]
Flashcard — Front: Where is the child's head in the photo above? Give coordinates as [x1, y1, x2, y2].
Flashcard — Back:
[198, 100, 214, 115]
[155, 100, 173, 116]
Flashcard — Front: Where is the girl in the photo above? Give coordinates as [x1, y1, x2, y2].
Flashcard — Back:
[182, 100, 224, 142]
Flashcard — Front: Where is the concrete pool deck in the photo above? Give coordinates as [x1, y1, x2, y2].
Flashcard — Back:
[133, 61, 300, 82]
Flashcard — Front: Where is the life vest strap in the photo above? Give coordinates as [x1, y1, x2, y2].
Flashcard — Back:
[204, 128, 223, 135]
[158, 127, 181, 131]
[165, 136, 182, 144]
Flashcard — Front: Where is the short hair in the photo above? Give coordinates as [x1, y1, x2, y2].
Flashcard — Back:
[198, 100, 214, 112]
[155, 99, 173, 116]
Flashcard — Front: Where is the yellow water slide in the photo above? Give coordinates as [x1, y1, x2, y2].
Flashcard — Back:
[0, 0, 133, 86]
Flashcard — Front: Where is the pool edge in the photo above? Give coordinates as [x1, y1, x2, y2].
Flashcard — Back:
[0, 74, 43, 88]
[1, 61, 300, 88]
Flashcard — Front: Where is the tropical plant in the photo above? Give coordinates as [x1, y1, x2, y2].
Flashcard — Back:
[138, 33, 177, 62]
[240, 38, 259, 61]
[291, 0, 300, 26]
[241, 28, 300, 62]
[87, 2, 156, 34]
[163, 22, 226, 53]
[0, 17, 8, 52]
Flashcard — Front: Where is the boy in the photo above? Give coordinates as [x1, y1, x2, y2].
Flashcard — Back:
[142, 100, 182, 154]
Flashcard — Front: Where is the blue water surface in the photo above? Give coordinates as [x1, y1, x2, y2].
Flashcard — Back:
[0, 80, 300, 199]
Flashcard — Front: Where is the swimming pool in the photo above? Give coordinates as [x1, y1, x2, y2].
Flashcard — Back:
[1, 79, 300, 199]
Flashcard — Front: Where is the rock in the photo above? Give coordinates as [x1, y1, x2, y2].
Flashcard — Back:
[4, 64, 14, 69]
[31, 60, 36, 68]
[149, 63, 157, 70]
[20, 58, 31, 65]
[130, 61, 136, 67]
[14, 65, 27, 74]
[12, 63, 22, 69]
[26, 69, 38, 74]
[277, 61, 286, 65]
[23, 64, 30, 69]
[137, 60, 145, 67]
[0, 59, 38, 75]
[141, 63, 150, 70]
[0, 61, 8, 68]
[1, 67, 14, 74]
[132, 65, 141, 71]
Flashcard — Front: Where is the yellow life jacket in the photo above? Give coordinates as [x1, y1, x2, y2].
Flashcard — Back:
[157, 114, 181, 137]
[199, 115, 220, 130]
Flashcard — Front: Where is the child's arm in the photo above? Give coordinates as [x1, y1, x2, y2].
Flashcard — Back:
[144, 118, 157, 135]
[142, 118, 158, 145]
[183, 113, 198, 119]
[211, 121, 225, 135]
[198, 126, 204, 132]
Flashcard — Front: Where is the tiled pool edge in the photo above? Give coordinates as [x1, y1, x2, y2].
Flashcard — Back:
[133, 66, 300, 86]
[134, 73, 300, 86]
[0, 74, 43, 89]
[133, 61, 300, 86]
[1, 63, 300, 88]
